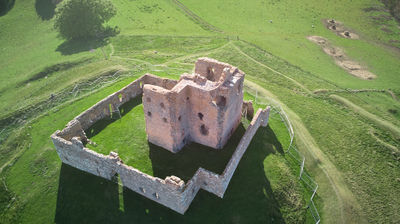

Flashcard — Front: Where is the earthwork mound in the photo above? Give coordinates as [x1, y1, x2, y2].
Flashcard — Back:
[307, 36, 376, 80]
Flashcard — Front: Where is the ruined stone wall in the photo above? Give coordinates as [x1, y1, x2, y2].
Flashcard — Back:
[51, 73, 270, 214]
[220, 107, 270, 193]
[52, 135, 119, 180]
[51, 132, 191, 213]
[141, 73, 178, 90]
[57, 74, 175, 141]
[183, 107, 271, 199]
[74, 78, 143, 131]
[195, 57, 233, 81]
[117, 163, 189, 213]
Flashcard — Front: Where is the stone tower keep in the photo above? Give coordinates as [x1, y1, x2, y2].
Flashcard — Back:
[142, 58, 245, 153]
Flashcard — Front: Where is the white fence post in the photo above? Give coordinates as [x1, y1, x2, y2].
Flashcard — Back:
[299, 156, 305, 179]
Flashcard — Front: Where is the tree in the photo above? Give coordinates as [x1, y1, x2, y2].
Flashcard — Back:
[54, 0, 117, 40]
[0, 0, 15, 16]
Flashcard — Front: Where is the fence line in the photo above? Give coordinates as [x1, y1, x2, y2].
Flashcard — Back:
[245, 86, 321, 224]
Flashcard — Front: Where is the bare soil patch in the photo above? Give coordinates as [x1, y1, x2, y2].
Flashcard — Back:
[307, 36, 376, 80]
[323, 19, 359, 39]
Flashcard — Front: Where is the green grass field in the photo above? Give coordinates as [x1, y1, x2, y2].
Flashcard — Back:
[1, 0, 400, 223]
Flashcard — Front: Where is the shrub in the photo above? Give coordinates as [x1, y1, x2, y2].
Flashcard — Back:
[388, 108, 398, 114]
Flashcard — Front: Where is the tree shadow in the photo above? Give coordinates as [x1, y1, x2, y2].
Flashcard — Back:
[55, 122, 286, 223]
[18, 58, 92, 87]
[56, 38, 109, 56]
[56, 26, 119, 55]
[35, 0, 56, 20]
[0, 0, 15, 17]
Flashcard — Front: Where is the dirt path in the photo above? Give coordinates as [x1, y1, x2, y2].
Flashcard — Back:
[330, 94, 400, 139]
[230, 43, 313, 95]
[369, 129, 399, 155]
[314, 88, 385, 94]
[245, 80, 366, 224]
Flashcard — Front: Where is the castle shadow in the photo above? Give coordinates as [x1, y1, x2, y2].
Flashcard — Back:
[54, 163, 120, 223]
[147, 123, 245, 182]
[121, 125, 285, 223]
[55, 122, 286, 223]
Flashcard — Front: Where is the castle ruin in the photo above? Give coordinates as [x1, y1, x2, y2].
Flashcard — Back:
[51, 58, 270, 214]
[143, 58, 244, 152]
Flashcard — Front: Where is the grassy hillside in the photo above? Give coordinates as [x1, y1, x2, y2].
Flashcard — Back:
[0, 0, 209, 118]
[204, 41, 400, 223]
[1, 0, 400, 223]
[181, 0, 400, 89]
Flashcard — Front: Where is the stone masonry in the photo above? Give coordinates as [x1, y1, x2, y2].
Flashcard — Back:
[51, 58, 270, 214]
[143, 57, 245, 152]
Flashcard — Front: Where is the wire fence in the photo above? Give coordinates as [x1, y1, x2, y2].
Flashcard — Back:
[244, 85, 321, 224]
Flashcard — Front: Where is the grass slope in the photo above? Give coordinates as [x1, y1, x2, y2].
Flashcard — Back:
[180, 0, 400, 89]
[0, 0, 211, 119]
[330, 94, 400, 139]
[202, 41, 400, 223]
